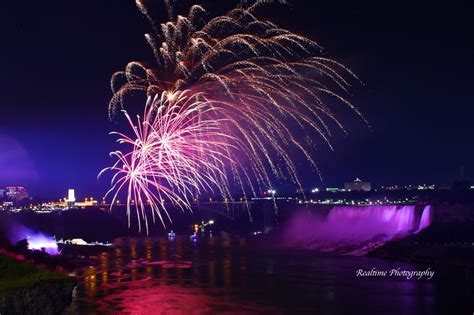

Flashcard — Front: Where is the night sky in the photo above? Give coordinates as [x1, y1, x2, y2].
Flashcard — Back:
[0, 0, 473, 199]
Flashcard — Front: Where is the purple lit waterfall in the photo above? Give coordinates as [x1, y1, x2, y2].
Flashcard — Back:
[5, 222, 58, 255]
[327, 205, 416, 235]
[417, 205, 432, 233]
[283, 205, 432, 255]
[24, 232, 59, 255]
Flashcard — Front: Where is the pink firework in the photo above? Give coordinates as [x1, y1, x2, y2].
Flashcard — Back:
[100, 91, 234, 233]
[104, 1, 364, 231]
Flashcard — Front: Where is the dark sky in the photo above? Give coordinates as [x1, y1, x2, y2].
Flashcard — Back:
[0, 0, 473, 199]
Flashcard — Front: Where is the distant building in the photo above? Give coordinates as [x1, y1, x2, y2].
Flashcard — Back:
[326, 187, 345, 192]
[344, 178, 371, 192]
[68, 238, 88, 246]
[5, 186, 29, 202]
[67, 189, 76, 207]
[2, 201, 14, 209]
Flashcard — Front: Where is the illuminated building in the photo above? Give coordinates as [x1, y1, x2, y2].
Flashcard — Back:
[67, 189, 76, 207]
[2, 201, 13, 208]
[68, 238, 88, 245]
[344, 178, 371, 192]
[326, 187, 345, 192]
[74, 198, 98, 207]
[5, 186, 29, 202]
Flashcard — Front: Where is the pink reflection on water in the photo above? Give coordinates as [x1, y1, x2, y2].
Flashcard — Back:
[145, 260, 192, 269]
[125, 259, 192, 269]
[96, 285, 279, 314]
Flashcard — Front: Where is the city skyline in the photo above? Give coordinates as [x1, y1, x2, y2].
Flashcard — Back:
[1, 178, 471, 202]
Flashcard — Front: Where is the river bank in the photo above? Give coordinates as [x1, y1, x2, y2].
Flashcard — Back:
[368, 221, 474, 267]
[0, 254, 77, 314]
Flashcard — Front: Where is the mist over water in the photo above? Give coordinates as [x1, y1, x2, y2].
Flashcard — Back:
[1, 217, 58, 255]
[282, 205, 432, 255]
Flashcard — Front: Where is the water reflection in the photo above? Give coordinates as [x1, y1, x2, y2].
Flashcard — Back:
[65, 236, 470, 314]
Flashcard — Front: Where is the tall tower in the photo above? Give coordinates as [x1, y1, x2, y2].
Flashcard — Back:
[67, 189, 76, 208]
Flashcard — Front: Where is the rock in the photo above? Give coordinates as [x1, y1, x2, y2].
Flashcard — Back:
[0, 279, 77, 315]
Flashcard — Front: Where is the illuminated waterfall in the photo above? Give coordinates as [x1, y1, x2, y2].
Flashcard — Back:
[283, 205, 431, 255]
[327, 205, 416, 235]
[417, 205, 432, 232]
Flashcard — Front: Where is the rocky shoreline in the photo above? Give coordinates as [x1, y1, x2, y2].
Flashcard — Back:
[0, 278, 77, 315]
[0, 253, 77, 314]
[368, 221, 474, 268]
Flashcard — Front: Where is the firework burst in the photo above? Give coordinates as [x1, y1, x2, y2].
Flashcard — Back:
[104, 0, 364, 230]
[100, 91, 234, 232]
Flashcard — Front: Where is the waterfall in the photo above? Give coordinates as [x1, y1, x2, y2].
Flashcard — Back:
[416, 205, 432, 233]
[3, 219, 59, 255]
[283, 205, 429, 255]
[327, 205, 416, 236]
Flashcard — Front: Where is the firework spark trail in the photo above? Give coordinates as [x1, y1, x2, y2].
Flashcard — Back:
[104, 0, 364, 230]
[100, 91, 235, 233]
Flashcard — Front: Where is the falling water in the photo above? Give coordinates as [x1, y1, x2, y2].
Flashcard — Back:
[25, 232, 59, 255]
[4, 220, 59, 255]
[327, 205, 416, 235]
[283, 205, 430, 255]
[417, 205, 432, 233]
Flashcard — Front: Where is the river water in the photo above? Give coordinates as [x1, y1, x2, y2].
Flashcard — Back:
[64, 236, 472, 314]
